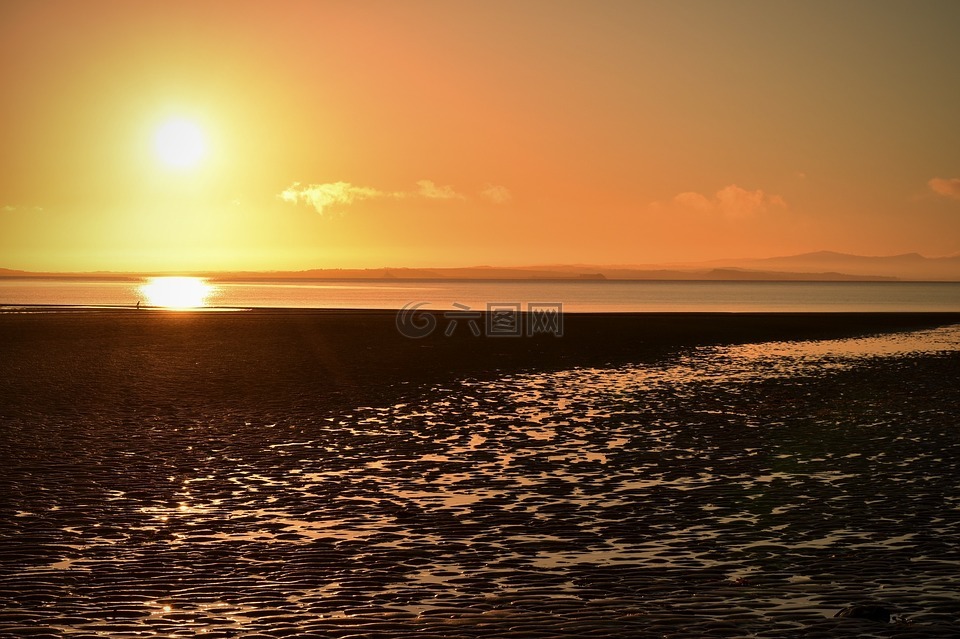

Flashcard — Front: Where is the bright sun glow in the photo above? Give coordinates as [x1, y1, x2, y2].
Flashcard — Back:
[140, 277, 213, 308]
[154, 119, 206, 168]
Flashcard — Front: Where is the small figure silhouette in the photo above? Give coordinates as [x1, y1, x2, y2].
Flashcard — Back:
[136, 300, 141, 309]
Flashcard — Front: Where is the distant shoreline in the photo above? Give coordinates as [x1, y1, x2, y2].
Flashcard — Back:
[0, 274, 938, 283]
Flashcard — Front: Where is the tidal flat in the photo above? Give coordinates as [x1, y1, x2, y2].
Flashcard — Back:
[2, 311, 959, 637]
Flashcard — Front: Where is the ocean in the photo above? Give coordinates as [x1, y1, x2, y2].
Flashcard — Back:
[1, 278, 959, 312]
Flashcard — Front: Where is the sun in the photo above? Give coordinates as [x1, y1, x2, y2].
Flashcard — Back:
[154, 118, 206, 168]
[139, 277, 214, 309]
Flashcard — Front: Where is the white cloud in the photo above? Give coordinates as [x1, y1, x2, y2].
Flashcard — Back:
[929, 177, 960, 200]
[416, 180, 465, 200]
[280, 182, 386, 215]
[480, 184, 512, 204]
[661, 185, 787, 218]
[280, 179, 474, 214]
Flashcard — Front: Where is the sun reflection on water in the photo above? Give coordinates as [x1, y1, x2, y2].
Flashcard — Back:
[139, 277, 214, 309]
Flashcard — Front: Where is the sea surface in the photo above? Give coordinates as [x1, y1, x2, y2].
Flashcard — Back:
[1, 278, 960, 312]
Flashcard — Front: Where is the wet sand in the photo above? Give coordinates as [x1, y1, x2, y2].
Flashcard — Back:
[2, 309, 959, 419]
[1, 310, 959, 637]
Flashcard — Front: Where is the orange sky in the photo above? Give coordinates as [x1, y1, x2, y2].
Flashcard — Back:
[2, 0, 959, 272]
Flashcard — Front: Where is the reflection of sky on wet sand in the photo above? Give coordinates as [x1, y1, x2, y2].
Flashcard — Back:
[11, 324, 960, 636]
[305, 326, 958, 609]
[329, 325, 960, 615]
[557, 324, 960, 394]
[709, 323, 960, 372]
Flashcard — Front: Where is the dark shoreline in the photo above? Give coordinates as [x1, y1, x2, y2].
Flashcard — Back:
[2, 309, 959, 421]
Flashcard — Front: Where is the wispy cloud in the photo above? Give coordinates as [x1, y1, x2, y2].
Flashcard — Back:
[928, 177, 960, 200]
[416, 180, 464, 200]
[672, 191, 713, 211]
[280, 179, 468, 214]
[657, 185, 787, 218]
[480, 184, 512, 204]
[279, 182, 387, 215]
[714, 185, 786, 217]
[2, 204, 44, 213]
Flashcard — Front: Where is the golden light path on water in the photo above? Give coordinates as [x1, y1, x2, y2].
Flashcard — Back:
[139, 276, 214, 309]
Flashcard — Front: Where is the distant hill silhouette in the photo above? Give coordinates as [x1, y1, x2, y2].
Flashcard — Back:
[702, 251, 960, 280]
[2, 251, 958, 281]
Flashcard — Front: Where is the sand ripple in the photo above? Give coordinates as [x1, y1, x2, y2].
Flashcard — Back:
[2, 327, 959, 637]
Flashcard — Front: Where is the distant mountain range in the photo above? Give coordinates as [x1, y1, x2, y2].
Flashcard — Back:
[2, 251, 959, 282]
[701, 251, 960, 281]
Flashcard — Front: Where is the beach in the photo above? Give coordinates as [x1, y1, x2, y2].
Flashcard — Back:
[2, 310, 959, 637]
[3, 309, 959, 420]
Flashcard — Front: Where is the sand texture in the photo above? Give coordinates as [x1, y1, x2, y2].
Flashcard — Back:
[2, 310, 959, 637]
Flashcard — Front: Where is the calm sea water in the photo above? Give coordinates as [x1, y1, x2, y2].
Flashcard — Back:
[0, 278, 959, 312]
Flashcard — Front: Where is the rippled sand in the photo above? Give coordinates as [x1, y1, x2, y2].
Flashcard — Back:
[2, 314, 959, 637]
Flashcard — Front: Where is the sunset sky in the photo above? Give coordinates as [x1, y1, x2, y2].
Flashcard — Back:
[2, 0, 959, 272]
